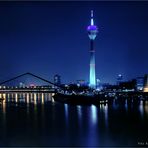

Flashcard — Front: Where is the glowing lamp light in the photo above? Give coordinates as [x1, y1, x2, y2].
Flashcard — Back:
[144, 87, 148, 92]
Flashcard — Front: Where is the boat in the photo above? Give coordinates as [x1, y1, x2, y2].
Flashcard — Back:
[53, 93, 110, 105]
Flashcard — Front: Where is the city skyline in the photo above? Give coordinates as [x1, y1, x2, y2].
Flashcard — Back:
[0, 1, 148, 84]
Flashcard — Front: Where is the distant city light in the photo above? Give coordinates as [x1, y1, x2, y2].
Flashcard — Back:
[144, 87, 148, 92]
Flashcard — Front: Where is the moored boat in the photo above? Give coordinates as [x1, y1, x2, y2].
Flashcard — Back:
[53, 93, 109, 105]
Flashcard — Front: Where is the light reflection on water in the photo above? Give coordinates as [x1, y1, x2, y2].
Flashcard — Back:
[100, 104, 109, 129]
[76, 105, 82, 128]
[34, 93, 37, 105]
[15, 93, 18, 103]
[27, 93, 30, 104]
[77, 105, 82, 119]
[104, 104, 108, 127]
[87, 105, 99, 146]
[0, 93, 148, 146]
[90, 105, 98, 125]
[0, 92, 54, 104]
[64, 104, 69, 125]
[41, 93, 44, 104]
[139, 100, 144, 118]
[125, 99, 128, 111]
[144, 101, 148, 114]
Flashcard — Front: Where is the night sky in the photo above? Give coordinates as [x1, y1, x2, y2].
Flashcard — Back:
[0, 1, 148, 84]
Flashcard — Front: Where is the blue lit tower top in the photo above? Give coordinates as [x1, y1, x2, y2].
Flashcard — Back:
[87, 10, 98, 40]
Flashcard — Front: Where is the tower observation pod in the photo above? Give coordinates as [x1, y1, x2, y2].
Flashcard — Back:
[87, 10, 98, 89]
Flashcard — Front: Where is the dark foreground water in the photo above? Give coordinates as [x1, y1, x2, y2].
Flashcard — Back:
[0, 92, 148, 147]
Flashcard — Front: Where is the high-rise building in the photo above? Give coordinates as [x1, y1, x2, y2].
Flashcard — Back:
[54, 74, 61, 85]
[87, 10, 98, 89]
[143, 74, 148, 92]
[136, 77, 144, 91]
[117, 74, 123, 85]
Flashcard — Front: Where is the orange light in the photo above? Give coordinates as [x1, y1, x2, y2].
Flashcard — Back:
[144, 87, 148, 92]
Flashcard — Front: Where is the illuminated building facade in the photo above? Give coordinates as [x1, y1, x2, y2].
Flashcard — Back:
[143, 74, 148, 92]
[136, 77, 144, 91]
[87, 10, 98, 89]
[54, 74, 61, 85]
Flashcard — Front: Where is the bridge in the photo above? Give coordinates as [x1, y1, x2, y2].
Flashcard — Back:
[0, 72, 62, 93]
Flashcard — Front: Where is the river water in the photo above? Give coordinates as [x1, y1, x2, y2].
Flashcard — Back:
[0, 92, 148, 147]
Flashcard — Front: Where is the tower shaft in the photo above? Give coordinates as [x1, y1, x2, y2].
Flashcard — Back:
[89, 40, 96, 88]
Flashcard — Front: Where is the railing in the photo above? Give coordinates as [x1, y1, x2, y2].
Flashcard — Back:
[0, 87, 56, 93]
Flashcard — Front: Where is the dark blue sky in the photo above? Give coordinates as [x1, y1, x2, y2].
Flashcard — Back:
[0, 1, 148, 84]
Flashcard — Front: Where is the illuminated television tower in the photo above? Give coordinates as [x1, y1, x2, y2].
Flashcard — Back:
[87, 10, 98, 89]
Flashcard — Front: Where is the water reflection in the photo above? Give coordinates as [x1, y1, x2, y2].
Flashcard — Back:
[139, 100, 144, 118]
[2, 95, 6, 114]
[104, 104, 108, 128]
[7, 93, 10, 102]
[41, 93, 44, 104]
[77, 105, 82, 127]
[0, 92, 54, 106]
[64, 104, 69, 125]
[144, 101, 148, 115]
[0, 92, 148, 146]
[34, 93, 37, 105]
[125, 99, 128, 112]
[64, 104, 68, 118]
[30, 93, 33, 103]
[100, 104, 108, 128]
[113, 99, 117, 109]
[51, 93, 55, 103]
[90, 105, 98, 125]
[87, 105, 98, 146]
[23, 93, 25, 99]
[15, 93, 18, 103]
[26, 93, 30, 104]
[77, 105, 82, 119]
[51, 97, 55, 103]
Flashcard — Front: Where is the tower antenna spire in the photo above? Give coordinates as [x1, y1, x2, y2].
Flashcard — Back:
[91, 10, 94, 25]
[91, 10, 93, 18]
